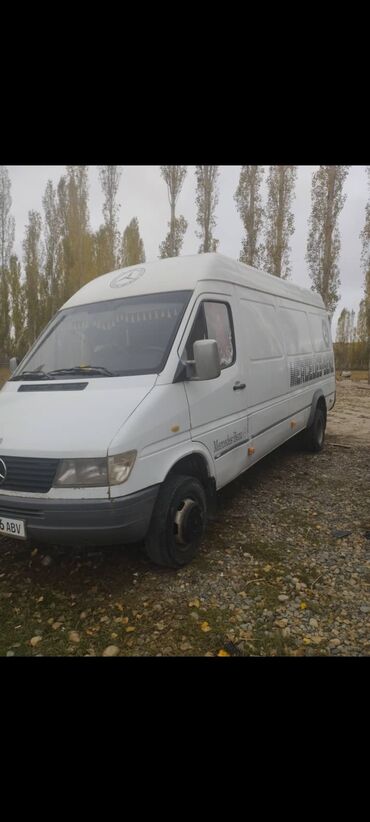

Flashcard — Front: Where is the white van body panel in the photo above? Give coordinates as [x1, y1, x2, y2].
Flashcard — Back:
[108, 382, 200, 498]
[62, 254, 324, 310]
[0, 375, 156, 459]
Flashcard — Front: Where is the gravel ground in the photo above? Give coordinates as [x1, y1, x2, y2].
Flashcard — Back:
[1, 380, 369, 657]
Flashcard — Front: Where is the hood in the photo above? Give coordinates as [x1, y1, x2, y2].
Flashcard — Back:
[0, 376, 156, 458]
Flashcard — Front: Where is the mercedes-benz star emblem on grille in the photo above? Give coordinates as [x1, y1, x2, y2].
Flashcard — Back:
[0, 458, 7, 485]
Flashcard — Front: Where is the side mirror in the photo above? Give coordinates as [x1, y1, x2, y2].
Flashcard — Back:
[9, 357, 18, 374]
[193, 339, 221, 381]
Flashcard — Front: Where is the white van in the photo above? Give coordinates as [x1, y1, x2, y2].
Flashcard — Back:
[0, 254, 335, 567]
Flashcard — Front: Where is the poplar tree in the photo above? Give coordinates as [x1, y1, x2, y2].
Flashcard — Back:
[42, 179, 63, 318]
[159, 166, 187, 258]
[235, 165, 265, 267]
[121, 218, 145, 267]
[0, 166, 15, 354]
[360, 166, 370, 381]
[99, 165, 122, 270]
[23, 211, 44, 346]
[356, 299, 367, 343]
[306, 165, 350, 314]
[58, 166, 92, 301]
[92, 226, 115, 278]
[8, 255, 27, 359]
[336, 308, 350, 343]
[349, 309, 356, 342]
[264, 165, 297, 279]
[195, 166, 219, 253]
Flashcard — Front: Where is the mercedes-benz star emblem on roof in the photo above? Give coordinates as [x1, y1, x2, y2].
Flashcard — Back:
[110, 268, 146, 289]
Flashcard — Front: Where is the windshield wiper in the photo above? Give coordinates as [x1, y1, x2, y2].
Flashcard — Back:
[11, 370, 51, 381]
[47, 366, 115, 378]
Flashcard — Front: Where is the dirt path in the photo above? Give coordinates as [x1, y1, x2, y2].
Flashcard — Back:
[326, 380, 370, 445]
[1, 380, 369, 657]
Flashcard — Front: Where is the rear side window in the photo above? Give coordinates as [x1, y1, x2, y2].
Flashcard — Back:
[183, 301, 235, 369]
[308, 312, 332, 352]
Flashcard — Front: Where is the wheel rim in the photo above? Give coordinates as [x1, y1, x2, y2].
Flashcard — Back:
[173, 497, 204, 547]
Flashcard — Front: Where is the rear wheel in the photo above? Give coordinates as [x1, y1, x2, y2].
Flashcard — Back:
[303, 406, 326, 452]
[144, 474, 207, 568]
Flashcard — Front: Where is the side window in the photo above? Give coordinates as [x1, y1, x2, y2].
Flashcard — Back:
[183, 301, 235, 369]
[183, 304, 207, 361]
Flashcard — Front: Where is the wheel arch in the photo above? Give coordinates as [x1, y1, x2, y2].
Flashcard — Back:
[307, 389, 327, 428]
[165, 451, 214, 488]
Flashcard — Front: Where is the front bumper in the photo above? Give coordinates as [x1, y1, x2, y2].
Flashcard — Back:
[0, 485, 160, 547]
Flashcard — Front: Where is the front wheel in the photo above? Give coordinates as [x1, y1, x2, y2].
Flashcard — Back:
[144, 474, 207, 568]
[303, 407, 326, 452]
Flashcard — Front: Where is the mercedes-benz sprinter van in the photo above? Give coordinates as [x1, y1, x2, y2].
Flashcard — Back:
[0, 254, 335, 567]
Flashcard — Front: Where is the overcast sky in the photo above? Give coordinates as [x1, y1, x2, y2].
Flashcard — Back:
[7, 165, 369, 336]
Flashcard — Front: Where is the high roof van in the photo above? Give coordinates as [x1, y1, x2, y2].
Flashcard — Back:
[0, 254, 335, 567]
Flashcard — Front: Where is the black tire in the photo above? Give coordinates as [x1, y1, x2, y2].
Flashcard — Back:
[144, 474, 207, 568]
[303, 406, 326, 452]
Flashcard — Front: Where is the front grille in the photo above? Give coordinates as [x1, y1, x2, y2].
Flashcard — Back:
[0, 456, 59, 493]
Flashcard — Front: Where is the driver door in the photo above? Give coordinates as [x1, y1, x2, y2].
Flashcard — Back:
[180, 290, 248, 489]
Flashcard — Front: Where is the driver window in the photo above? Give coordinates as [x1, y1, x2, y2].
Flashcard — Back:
[183, 301, 235, 369]
[183, 304, 207, 360]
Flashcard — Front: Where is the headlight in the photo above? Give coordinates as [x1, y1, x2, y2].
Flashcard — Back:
[54, 458, 108, 488]
[108, 451, 137, 485]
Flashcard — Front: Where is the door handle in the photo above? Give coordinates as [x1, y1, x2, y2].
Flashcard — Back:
[233, 382, 246, 391]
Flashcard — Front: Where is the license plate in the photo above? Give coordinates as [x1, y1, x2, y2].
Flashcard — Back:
[0, 516, 27, 540]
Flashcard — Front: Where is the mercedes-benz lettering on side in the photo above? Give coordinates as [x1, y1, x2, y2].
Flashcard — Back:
[0, 254, 335, 567]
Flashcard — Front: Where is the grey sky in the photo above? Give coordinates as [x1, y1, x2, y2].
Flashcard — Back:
[7, 165, 369, 336]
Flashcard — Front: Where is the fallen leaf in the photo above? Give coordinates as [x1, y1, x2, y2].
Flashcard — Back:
[200, 621, 211, 632]
[217, 649, 231, 657]
[52, 622, 62, 631]
[37, 596, 44, 603]
[189, 598, 200, 609]
[300, 602, 308, 610]
[30, 636, 42, 647]
[69, 631, 80, 644]
[126, 626, 135, 633]
[102, 645, 120, 657]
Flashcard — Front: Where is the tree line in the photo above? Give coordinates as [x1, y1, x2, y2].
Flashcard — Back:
[0, 165, 369, 371]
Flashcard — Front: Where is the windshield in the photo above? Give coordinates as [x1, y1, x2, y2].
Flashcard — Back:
[15, 291, 192, 379]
